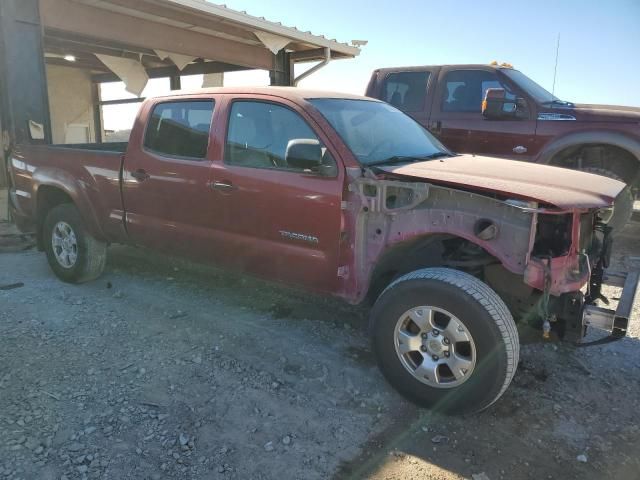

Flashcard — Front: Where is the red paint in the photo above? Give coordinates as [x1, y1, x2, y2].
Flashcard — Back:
[377, 154, 624, 209]
[7, 87, 622, 304]
[366, 65, 640, 176]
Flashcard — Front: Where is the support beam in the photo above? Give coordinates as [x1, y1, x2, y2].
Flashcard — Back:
[91, 61, 250, 83]
[91, 82, 103, 144]
[169, 75, 181, 91]
[270, 51, 293, 86]
[40, 0, 274, 70]
[0, 0, 52, 145]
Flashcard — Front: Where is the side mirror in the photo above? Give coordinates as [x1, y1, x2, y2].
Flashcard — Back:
[286, 139, 323, 172]
[482, 88, 521, 120]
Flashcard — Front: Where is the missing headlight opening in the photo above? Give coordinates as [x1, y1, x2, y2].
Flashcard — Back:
[533, 214, 572, 257]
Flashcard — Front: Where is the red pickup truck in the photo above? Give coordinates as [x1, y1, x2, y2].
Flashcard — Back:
[7, 87, 639, 413]
[366, 64, 639, 231]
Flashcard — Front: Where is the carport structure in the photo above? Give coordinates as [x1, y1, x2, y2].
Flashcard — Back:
[0, 0, 362, 150]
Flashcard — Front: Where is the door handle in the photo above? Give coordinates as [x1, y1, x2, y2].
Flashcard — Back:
[513, 145, 528, 154]
[210, 181, 236, 192]
[131, 169, 150, 182]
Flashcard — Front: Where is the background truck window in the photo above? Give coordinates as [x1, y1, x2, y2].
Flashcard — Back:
[225, 101, 335, 173]
[442, 70, 514, 113]
[382, 71, 430, 112]
[144, 101, 214, 159]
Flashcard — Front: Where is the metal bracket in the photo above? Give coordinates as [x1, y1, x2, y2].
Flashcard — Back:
[293, 47, 331, 86]
[578, 269, 639, 347]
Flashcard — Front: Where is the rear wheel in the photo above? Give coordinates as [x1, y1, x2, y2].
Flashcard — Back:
[370, 268, 519, 414]
[43, 203, 107, 283]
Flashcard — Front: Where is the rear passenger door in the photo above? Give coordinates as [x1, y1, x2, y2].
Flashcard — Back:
[379, 70, 433, 128]
[208, 96, 344, 294]
[430, 68, 536, 158]
[123, 98, 221, 256]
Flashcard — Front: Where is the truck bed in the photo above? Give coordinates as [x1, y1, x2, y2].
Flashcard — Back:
[8, 143, 127, 243]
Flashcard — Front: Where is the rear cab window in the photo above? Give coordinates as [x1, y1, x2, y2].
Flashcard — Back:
[382, 71, 430, 112]
[144, 100, 215, 159]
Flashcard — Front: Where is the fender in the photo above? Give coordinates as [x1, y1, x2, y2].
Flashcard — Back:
[340, 177, 536, 304]
[535, 130, 640, 180]
[32, 167, 108, 242]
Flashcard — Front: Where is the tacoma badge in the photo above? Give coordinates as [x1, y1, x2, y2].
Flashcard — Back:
[279, 231, 319, 244]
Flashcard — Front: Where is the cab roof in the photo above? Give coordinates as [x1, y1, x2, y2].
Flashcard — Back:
[154, 86, 376, 102]
[373, 64, 515, 73]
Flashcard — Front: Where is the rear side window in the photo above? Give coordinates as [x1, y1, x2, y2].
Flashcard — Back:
[144, 101, 214, 159]
[383, 71, 430, 112]
[441, 70, 514, 113]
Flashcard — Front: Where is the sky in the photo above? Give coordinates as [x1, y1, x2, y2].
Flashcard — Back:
[102, 0, 640, 131]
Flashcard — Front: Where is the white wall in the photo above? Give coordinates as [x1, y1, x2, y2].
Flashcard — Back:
[46, 64, 97, 144]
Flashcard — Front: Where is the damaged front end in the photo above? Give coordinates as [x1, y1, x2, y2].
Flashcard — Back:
[342, 169, 638, 346]
[529, 210, 638, 345]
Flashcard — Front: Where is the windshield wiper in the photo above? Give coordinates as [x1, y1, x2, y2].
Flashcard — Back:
[366, 152, 451, 168]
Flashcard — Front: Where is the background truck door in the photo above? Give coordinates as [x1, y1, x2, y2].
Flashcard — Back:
[375, 68, 436, 129]
[208, 96, 344, 293]
[430, 68, 537, 159]
[122, 98, 221, 256]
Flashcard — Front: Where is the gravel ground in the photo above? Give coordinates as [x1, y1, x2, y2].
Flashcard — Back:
[0, 220, 639, 480]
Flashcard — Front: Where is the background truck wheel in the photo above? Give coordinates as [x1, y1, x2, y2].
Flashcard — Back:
[582, 167, 634, 234]
[370, 268, 519, 414]
[43, 203, 107, 283]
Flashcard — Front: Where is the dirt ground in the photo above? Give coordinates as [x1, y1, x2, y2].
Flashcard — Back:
[1, 219, 639, 480]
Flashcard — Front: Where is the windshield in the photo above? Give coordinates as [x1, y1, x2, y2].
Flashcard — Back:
[501, 69, 565, 104]
[308, 99, 449, 166]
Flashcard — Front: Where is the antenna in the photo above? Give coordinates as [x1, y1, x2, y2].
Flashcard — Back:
[552, 33, 561, 95]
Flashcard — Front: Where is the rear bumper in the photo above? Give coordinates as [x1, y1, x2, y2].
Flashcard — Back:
[582, 269, 639, 341]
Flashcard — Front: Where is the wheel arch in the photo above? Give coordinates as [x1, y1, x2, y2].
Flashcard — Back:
[33, 171, 106, 250]
[366, 233, 507, 304]
[536, 130, 640, 184]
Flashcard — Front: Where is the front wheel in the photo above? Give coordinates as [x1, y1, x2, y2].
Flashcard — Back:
[43, 203, 107, 283]
[370, 268, 519, 414]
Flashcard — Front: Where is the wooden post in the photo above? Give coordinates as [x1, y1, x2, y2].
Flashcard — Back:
[270, 51, 293, 86]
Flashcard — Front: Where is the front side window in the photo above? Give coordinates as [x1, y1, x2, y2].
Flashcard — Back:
[144, 101, 214, 159]
[383, 71, 430, 112]
[441, 70, 514, 113]
[225, 101, 335, 173]
[309, 98, 448, 166]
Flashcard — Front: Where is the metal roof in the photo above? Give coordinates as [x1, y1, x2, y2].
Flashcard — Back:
[73, 0, 362, 60]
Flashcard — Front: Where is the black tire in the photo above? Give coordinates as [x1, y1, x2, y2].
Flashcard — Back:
[370, 268, 519, 414]
[582, 167, 634, 234]
[43, 203, 107, 283]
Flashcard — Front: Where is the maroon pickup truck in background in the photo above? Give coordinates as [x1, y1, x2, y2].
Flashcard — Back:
[7, 87, 638, 414]
[366, 64, 639, 230]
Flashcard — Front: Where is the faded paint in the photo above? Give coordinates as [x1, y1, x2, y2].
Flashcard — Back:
[339, 173, 597, 304]
[377, 154, 625, 210]
[340, 176, 534, 303]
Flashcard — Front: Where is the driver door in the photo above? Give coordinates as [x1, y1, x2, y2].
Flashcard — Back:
[208, 96, 345, 294]
[431, 68, 537, 160]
